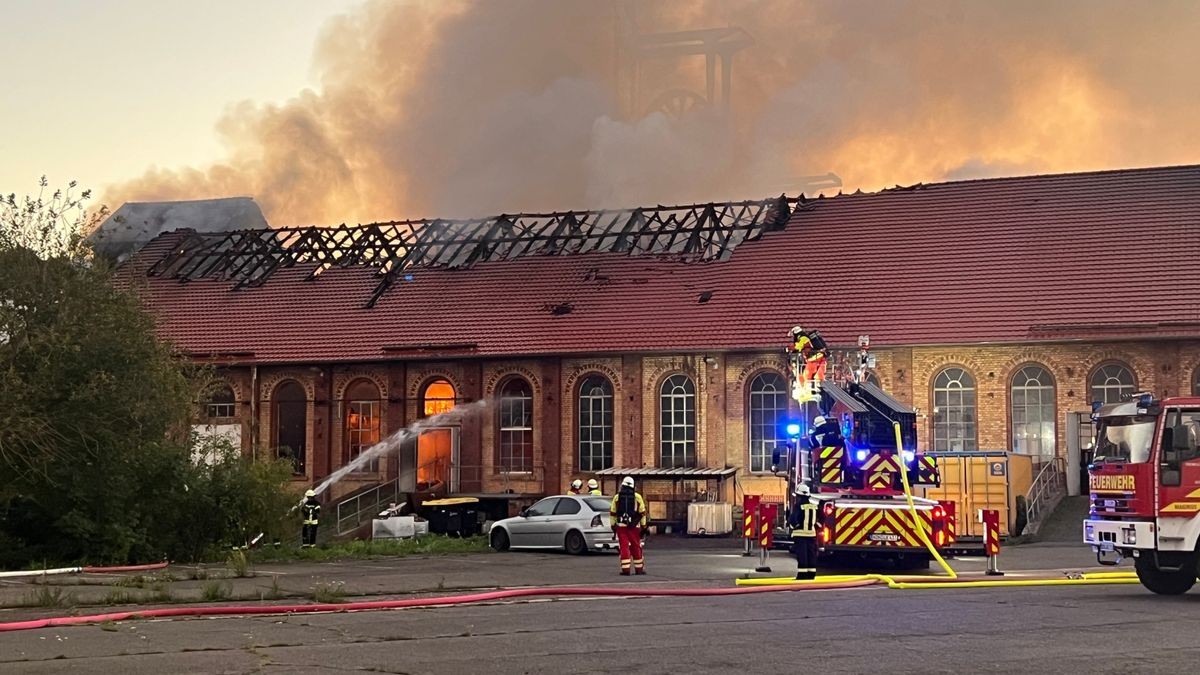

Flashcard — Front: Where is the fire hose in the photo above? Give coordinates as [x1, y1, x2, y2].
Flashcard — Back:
[0, 580, 879, 633]
[0, 562, 169, 579]
[893, 421, 957, 578]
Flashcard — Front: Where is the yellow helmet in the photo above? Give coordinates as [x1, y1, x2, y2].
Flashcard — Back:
[304, 489, 316, 498]
[587, 479, 599, 490]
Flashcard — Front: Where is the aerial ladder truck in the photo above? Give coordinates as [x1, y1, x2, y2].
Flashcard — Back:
[771, 331, 956, 568]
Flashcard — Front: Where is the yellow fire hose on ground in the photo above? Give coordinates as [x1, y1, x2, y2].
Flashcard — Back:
[736, 422, 1138, 590]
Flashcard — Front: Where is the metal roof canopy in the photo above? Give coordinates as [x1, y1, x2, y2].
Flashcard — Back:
[145, 196, 797, 309]
[594, 467, 738, 478]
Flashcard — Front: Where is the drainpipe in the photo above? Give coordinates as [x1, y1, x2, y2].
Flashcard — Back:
[250, 364, 259, 460]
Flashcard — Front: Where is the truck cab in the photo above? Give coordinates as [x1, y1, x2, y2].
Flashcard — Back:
[1084, 393, 1200, 594]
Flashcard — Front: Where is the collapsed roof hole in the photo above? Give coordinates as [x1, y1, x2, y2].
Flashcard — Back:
[698, 291, 713, 304]
[544, 302, 574, 316]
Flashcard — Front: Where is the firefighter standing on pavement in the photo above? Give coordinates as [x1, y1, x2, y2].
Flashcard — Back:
[301, 489, 321, 548]
[569, 479, 584, 495]
[789, 484, 820, 580]
[610, 476, 647, 575]
[587, 479, 602, 496]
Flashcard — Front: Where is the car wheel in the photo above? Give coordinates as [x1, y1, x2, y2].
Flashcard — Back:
[490, 528, 510, 552]
[565, 530, 587, 555]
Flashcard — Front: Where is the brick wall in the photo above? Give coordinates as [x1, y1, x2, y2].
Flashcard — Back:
[210, 339, 1200, 504]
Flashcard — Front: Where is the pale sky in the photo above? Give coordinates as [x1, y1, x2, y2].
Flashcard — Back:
[0, 0, 360, 200]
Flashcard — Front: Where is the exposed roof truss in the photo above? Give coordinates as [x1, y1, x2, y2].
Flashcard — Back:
[146, 196, 799, 308]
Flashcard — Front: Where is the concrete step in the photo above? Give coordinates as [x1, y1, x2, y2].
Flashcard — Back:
[1031, 495, 1089, 543]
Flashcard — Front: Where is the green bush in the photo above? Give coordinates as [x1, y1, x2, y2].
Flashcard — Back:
[0, 180, 297, 569]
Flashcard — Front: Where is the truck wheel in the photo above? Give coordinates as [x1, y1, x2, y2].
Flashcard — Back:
[1135, 554, 1197, 595]
[565, 530, 588, 555]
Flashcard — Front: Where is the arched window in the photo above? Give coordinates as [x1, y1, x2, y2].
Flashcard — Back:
[932, 367, 977, 452]
[273, 381, 307, 475]
[659, 374, 696, 468]
[345, 380, 382, 472]
[1011, 365, 1056, 461]
[748, 372, 788, 472]
[1089, 363, 1136, 405]
[497, 378, 534, 472]
[422, 379, 456, 418]
[578, 375, 614, 472]
[204, 383, 236, 420]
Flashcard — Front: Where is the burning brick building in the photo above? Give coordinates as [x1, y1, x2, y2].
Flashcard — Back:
[107, 164, 1200, 523]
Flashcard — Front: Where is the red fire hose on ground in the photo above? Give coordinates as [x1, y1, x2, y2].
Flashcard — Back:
[0, 579, 879, 633]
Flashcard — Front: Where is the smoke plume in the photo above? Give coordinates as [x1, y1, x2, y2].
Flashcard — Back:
[104, 0, 1200, 225]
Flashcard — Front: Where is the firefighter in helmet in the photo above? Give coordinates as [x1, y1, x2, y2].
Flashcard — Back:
[788, 326, 829, 401]
[301, 489, 321, 548]
[587, 478, 602, 496]
[569, 479, 584, 495]
[610, 476, 648, 575]
[788, 484, 820, 580]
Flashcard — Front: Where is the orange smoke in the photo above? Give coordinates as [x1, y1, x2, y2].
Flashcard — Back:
[103, 0, 1200, 225]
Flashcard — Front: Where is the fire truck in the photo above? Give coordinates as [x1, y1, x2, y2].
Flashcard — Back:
[1084, 392, 1200, 594]
[771, 334, 955, 568]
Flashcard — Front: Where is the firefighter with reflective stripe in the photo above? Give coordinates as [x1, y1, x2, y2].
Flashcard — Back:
[807, 415, 842, 451]
[569, 479, 584, 495]
[301, 489, 321, 548]
[788, 484, 819, 580]
[609, 476, 647, 575]
[789, 326, 829, 401]
[587, 478, 602, 496]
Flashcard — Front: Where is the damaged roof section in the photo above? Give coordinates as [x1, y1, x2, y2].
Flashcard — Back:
[145, 196, 797, 308]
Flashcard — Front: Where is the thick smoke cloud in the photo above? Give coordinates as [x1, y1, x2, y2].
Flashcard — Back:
[104, 0, 1200, 225]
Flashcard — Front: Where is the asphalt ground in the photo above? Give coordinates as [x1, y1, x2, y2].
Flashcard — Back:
[1, 537, 1171, 674]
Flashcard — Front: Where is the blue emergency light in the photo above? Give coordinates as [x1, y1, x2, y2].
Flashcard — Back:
[855, 449, 869, 463]
[786, 423, 802, 437]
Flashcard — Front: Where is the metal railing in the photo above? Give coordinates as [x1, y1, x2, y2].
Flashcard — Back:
[335, 478, 400, 536]
[1024, 457, 1067, 536]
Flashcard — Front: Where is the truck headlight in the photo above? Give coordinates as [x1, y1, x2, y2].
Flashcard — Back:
[1084, 523, 1095, 542]
[1122, 527, 1136, 546]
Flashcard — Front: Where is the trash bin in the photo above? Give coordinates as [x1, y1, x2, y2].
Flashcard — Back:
[421, 497, 481, 537]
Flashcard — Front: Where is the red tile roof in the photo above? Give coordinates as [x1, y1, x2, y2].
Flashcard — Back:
[124, 164, 1200, 363]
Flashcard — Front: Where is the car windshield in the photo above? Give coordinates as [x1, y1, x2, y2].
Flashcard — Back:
[1094, 415, 1157, 464]
[584, 497, 610, 512]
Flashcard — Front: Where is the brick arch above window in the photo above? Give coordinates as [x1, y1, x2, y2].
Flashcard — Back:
[733, 357, 789, 392]
[1088, 361, 1137, 405]
[485, 366, 542, 398]
[260, 371, 314, 402]
[407, 370, 464, 401]
[335, 371, 388, 401]
[565, 363, 622, 397]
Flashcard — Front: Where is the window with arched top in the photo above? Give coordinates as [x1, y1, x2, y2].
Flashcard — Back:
[578, 375, 614, 472]
[204, 383, 236, 420]
[422, 379, 456, 418]
[1011, 365, 1056, 461]
[748, 372, 788, 473]
[932, 367, 977, 452]
[345, 379, 382, 472]
[1089, 363, 1136, 405]
[497, 378, 534, 472]
[273, 380, 307, 475]
[659, 374, 696, 468]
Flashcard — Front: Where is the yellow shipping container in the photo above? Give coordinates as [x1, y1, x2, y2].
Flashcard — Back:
[923, 452, 1033, 538]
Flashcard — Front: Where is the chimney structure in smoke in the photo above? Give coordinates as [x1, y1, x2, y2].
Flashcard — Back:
[615, 1, 753, 120]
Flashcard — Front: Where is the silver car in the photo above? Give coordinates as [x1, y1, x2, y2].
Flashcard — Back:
[489, 495, 617, 554]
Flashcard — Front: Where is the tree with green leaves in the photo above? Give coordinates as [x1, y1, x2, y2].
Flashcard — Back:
[0, 178, 295, 566]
